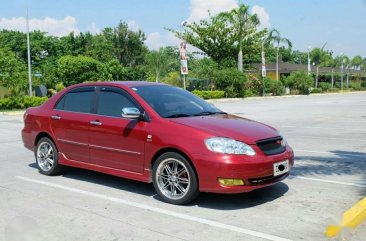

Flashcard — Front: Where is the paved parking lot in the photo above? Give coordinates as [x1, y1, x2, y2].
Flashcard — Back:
[1, 92, 365, 241]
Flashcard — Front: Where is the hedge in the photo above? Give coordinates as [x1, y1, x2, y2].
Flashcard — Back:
[311, 88, 322, 94]
[192, 90, 225, 99]
[0, 96, 48, 110]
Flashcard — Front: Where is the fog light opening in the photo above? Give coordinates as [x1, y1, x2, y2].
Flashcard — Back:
[218, 178, 245, 186]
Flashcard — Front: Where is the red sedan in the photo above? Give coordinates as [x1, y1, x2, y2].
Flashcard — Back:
[22, 81, 294, 204]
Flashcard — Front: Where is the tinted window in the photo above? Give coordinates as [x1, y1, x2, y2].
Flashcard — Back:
[132, 85, 221, 118]
[97, 89, 137, 117]
[55, 88, 94, 113]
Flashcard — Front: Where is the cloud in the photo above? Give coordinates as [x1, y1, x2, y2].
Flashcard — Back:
[145, 31, 180, 50]
[127, 20, 140, 32]
[0, 16, 79, 36]
[145, 31, 204, 56]
[87, 23, 101, 34]
[252, 5, 270, 29]
[187, 0, 238, 23]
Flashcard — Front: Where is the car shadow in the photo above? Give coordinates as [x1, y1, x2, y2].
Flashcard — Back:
[28, 162, 289, 209]
[28, 163, 156, 197]
[192, 182, 289, 210]
[289, 150, 366, 196]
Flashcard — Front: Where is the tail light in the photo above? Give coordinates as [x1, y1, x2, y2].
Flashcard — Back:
[23, 111, 28, 121]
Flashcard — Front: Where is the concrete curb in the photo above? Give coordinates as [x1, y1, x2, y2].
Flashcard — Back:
[206, 91, 366, 102]
[0, 110, 25, 116]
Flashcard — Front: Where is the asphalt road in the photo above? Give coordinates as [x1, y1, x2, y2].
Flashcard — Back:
[1, 92, 365, 241]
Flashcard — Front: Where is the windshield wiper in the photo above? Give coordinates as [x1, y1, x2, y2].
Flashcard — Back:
[193, 111, 227, 116]
[164, 113, 192, 118]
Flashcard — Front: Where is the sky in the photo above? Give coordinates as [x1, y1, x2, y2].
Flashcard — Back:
[0, 0, 366, 58]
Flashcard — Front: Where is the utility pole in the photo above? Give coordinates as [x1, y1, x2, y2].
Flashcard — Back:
[307, 46, 311, 75]
[340, 54, 344, 91]
[26, 7, 33, 96]
[261, 41, 266, 96]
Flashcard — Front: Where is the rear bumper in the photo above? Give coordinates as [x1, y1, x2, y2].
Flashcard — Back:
[193, 145, 294, 193]
[21, 128, 35, 151]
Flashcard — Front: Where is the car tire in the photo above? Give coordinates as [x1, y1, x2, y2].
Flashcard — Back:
[152, 152, 199, 205]
[35, 137, 62, 176]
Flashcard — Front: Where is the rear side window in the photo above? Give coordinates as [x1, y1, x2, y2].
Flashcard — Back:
[97, 88, 137, 117]
[55, 87, 95, 113]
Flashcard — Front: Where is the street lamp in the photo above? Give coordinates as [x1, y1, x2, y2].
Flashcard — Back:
[26, 8, 33, 96]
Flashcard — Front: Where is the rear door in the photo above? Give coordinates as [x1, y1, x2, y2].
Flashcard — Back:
[50, 86, 95, 163]
[88, 86, 146, 173]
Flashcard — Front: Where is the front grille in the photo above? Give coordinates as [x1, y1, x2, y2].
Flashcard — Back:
[248, 173, 288, 185]
[256, 136, 285, 155]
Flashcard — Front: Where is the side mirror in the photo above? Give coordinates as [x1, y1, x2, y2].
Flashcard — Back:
[121, 107, 141, 119]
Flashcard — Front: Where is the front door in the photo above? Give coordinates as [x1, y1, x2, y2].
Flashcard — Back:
[88, 86, 146, 173]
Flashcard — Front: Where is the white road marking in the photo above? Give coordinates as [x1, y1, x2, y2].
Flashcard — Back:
[281, 126, 366, 131]
[294, 149, 366, 158]
[290, 135, 366, 142]
[15, 176, 292, 241]
[293, 176, 366, 188]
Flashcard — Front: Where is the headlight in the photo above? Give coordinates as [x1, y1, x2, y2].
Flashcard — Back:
[278, 131, 287, 146]
[205, 137, 256, 156]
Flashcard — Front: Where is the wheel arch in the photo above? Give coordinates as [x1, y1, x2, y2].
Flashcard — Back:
[150, 147, 199, 185]
[34, 132, 56, 149]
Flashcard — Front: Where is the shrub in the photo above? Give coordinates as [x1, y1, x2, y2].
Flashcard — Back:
[55, 83, 65, 92]
[343, 88, 354, 92]
[243, 89, 255, 97]
[329, 88, 340, 92]
[212, 68, 247, 98]
[350, 82, 362, 90]
[192, 90, 225, 99]
[318, 82, 331, 92]
[264, 78, 285, 96]
[311, 88, 322, 94]
[0, 96, 48, 110]
[283, 71, 314, 94]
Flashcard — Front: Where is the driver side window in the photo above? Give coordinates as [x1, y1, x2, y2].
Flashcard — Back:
[97, 88, 137, 118]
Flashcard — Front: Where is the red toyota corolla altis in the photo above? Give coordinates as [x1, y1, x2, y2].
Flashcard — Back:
[22, 81, 294, 204]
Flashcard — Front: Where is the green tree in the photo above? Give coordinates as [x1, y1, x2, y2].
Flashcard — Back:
[145, 47, 179, 82]
[105, 21, 147, 66]
[171, 13, 236, 65]
[57, 55, 110, 86]
[0, 48, 28, 96]
[310, 45, 332, 88]
[266, 29, 292, 80]
[351, 55, 362, 70]
[218, 4, 259, 71]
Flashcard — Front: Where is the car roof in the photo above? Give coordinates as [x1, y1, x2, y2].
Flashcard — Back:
[73, 81, 167, 88]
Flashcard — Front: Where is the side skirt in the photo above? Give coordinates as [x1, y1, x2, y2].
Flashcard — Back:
[58, 152, 152, 183]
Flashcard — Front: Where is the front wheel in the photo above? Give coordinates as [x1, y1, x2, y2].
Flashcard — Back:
[35, 137, 62, 175]
[152, 152, 199, 205]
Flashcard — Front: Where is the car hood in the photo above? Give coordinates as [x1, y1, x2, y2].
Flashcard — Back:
[169, 114, 278, 144]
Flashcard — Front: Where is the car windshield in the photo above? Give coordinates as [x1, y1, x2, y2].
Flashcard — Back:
[132, 85, 225, 118]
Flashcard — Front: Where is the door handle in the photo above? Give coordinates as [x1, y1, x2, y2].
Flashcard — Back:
[90, 120, 102, 126]
[51, 115, 61, 120]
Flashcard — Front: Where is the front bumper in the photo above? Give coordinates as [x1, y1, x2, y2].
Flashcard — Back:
[192, 145, 294, 193]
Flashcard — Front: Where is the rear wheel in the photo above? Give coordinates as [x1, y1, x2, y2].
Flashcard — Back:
[35, 137, 62, 175]
[152, 152, 199, 205]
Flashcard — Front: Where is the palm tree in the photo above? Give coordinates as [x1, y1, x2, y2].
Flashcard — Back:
[351, 55, 362, 70]
[267, 29, 292, 80]
[146, 47, 175, 82]
[220, 4, 259, 72]
[310, 44, 331, 88]
[343, 56, 351, 88]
